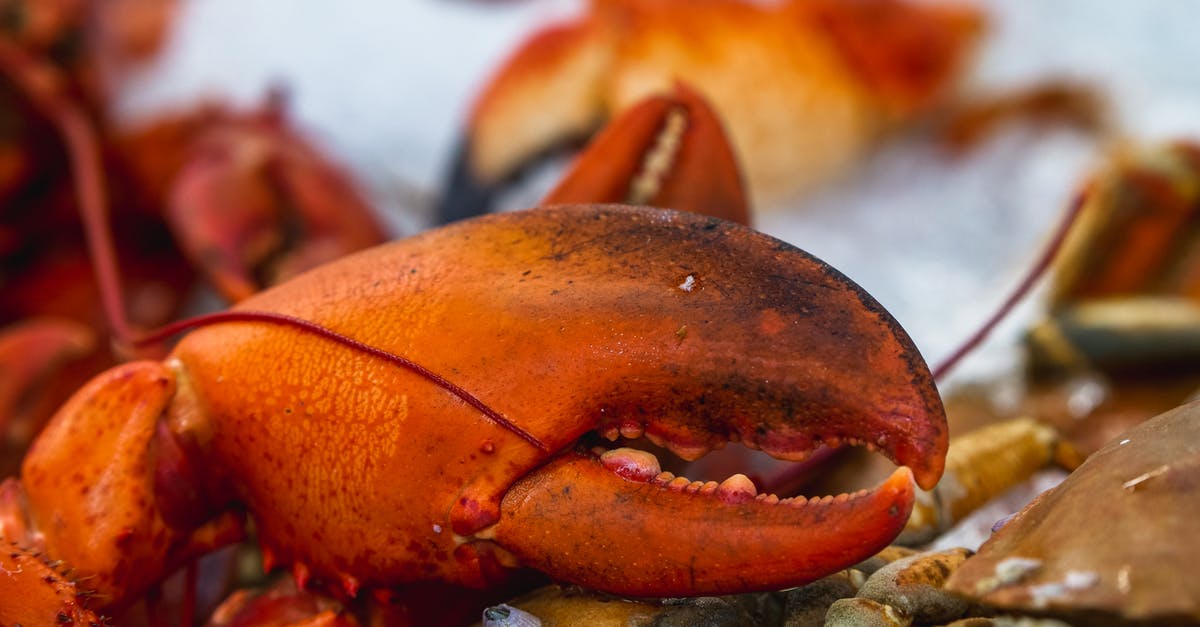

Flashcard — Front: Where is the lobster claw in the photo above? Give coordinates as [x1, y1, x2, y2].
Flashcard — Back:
[409, 205, 946, 596]
[9, 205, 947, 609]
[544, 82, 750, 225]
[438, 0, 983, 223]
[166, 99, 386, 302]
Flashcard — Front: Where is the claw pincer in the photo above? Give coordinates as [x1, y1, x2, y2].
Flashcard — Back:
[8, 205, 946, 613]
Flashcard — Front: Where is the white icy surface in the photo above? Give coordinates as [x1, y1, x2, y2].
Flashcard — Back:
[117, 0, 1200, 387]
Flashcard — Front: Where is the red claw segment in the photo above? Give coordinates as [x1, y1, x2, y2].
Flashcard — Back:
[492, 451, 915, 596]
[544, 83, 750, 225]
[808, 0, 984, 120]
[19, 361, 245, 611]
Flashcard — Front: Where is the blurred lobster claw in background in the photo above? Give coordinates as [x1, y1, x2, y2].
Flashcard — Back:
[136, 95, 389, 302]
[438, 0, 983, 223]
[934, 140, 1200, 492]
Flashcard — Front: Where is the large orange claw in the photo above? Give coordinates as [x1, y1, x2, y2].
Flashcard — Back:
[15, 205, 945, 612]
[439, 0, 983, 222]
[192, 205, 943, 592]
[544, 83, 749, 225]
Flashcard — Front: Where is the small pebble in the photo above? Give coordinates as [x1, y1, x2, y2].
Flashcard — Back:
[824, 597, 910, 626]
[857, 548, 973, 624]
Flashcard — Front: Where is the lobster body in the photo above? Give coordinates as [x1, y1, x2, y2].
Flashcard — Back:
[13, 206, 947, 615]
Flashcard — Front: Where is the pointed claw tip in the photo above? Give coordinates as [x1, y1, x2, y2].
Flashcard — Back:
[910, 459, 941, 492]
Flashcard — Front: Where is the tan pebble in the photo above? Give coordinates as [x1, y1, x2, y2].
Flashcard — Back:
[897, 488, 940, 545]
[824, 597, 910, 626]
[899, 418, 1074, 545]
[857, 548, 973, 624]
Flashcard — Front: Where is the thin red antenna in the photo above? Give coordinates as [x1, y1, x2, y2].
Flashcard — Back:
[136, 311, 550, 452]
[0, 41, 134, 345]
[931, 191, 1086, 381]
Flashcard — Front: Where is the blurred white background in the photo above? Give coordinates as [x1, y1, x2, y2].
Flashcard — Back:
[117, 0, 1200, 387]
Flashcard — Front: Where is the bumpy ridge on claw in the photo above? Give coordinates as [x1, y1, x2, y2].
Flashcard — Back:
[493, 450, 916, 597]
[601, 446, 879, 508]
[598, 416, 897, 473]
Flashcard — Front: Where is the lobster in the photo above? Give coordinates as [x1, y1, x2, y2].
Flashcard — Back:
[5, 67, 1109, 624]
[0, 202, 949, 623]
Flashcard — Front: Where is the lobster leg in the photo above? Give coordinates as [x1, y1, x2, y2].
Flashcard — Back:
[206, 578, 359, 627]
[490, 451, 913, 596]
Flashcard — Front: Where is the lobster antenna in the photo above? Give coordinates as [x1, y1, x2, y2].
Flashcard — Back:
[135, 311, 550, 452]
[0, 42, 135, 346]
[931, 191, 1086, 382]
